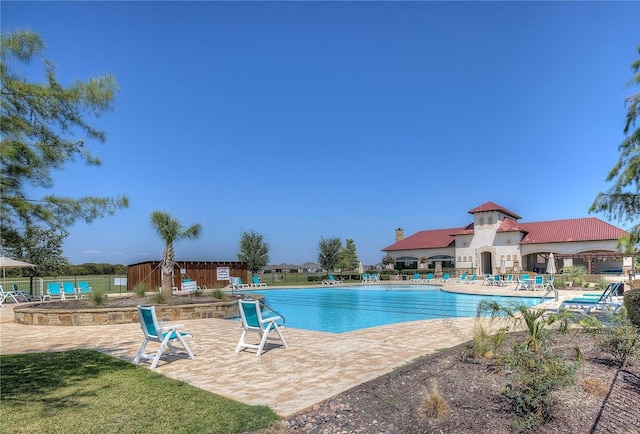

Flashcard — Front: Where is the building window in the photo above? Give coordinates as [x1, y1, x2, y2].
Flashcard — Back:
[488, 216, 494, 225]
[479, 217, 485, 226]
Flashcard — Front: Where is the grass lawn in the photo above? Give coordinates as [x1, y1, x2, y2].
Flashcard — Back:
[1, 349, 280, 433]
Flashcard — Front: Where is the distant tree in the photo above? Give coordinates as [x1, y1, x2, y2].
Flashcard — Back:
[318, 237, 342, 275]
[382, 254, 395, 268]
[0, 30, 128, 256]
[338, 239, 359, 279]
[591, 46, 640, 237]
[237, 230, 270, 274]
[3, 225, 69, 276]
[150, 211, 202, 297]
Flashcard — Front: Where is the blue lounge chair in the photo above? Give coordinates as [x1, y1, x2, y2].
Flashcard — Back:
[440, 273, 450, 283]
[504, 274, 514, 286]
[558, 282, 624, 315]
[328, 275, 343, 284]
[422, 273, 434, 283]
[251, 276, 267, 288]
[456, 273, 468, 284]
[533, 275, 545, 291]
[235, 299, 287, 357]
[62, 282, 78, 299]
[133, 305, 195, 369]
[410, 273, 421, 282]
[47, 282, 63, 299]
[466, 274, 477, 284]
[77, 281, 92, 298]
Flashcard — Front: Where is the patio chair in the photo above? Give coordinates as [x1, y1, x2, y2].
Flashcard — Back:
[62, 282, 78, 299]
[410, 273, 421, 282]
[531, 275, 544, 291]
[370, 273, 380, 282]
[422, 273, 434, 283]
[440, 273, 450, 283]
[47, 282, 63, 299]
[251, 276, 267, 287]
[504, 274, 514, 286]
[361, 273, 371, 282]
[456, 273, 468, 284]
[544, 275, 555, 291]
[11, 284, 32, 302]
[231, 277, 250, 290]
[580, 282, 623, 301]
[235, 298, 288, 357]
[466, 274, 477, 284]
[0, 285, 24, 306]
[557, 282, 624, 315]
[515, 276, 528, 291]
[133, 305, 195, 369]
[328, 275, 343, 284]
[483, 274, 493, 286]
[492, 275, 503, 286]
[77, 281, 92, 297]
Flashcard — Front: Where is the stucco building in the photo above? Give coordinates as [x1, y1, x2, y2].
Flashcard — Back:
[382, 201, 634, 276]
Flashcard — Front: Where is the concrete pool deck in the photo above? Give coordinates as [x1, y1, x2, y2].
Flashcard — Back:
[0, 283, 604, 417]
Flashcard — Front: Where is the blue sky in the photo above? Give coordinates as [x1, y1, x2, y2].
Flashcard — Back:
[3, 1, 640, 266]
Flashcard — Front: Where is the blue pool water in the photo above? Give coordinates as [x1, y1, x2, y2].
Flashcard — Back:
[237, 285, 548, 333]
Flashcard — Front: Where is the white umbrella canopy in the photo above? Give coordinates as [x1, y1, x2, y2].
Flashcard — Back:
[0, 257, 35, 269]
[357, 261, 364, 274]
[500, 259, 506, 275]
[546, 253, 557, 275]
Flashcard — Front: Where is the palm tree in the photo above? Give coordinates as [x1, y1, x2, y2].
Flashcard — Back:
[150, 211, 202, 297]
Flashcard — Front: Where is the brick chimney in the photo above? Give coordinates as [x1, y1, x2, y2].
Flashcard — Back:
[395, 228, 404, 242]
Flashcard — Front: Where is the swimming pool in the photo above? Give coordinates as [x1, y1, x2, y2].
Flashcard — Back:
[237, 285, 549, 333]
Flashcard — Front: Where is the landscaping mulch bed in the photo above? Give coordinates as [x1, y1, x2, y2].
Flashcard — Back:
[282, 330, 640, 434]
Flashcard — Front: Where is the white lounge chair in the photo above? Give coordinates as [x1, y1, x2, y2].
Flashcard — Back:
[235, 299, 287, 357]
[133, 305, 195, 369]
[0, 284, 28, 306]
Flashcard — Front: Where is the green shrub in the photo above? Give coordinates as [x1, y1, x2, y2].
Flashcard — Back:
[624, 287, 640, 328]
[595, 309, 640, 367]
[469, 323, 509, 358]
[211, 288, 227, 300]
[502, 345, 577, 431]
[90, 289, 106, 305]
[152, 291, 167, 304]
[133, 282, 148, 298]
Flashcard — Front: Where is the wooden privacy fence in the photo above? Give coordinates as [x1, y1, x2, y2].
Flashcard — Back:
[127, 260, 247, 291]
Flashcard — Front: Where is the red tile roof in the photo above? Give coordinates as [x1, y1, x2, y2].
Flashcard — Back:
[497, 218, 527, 233]
[382, 218, 627, 251]
[382, 227, 461, 251]
[468, 201, 522, 219]
[519, 218, 627, 244]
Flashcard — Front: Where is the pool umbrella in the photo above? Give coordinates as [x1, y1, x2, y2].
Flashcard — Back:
[546, 253, 557, 275]
[500, 259, 506, 275]
[357, 261, 364, 274]
[0, 256, 35, 278]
